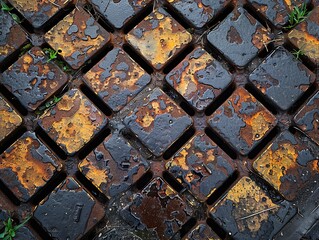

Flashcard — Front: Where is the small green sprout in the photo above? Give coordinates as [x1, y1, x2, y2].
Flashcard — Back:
[35, 95, 62, 116]
[0, 216, 31, 240]
[285, 3, 310, 29]
[9, 13, 21, 23]
[292, 48, 305, 59]
[43, 48, 60, 62]
[0, 1, 13, 12]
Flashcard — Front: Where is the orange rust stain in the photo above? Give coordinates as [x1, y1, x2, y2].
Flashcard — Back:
[126, 10, 192, 69]
[288, 29, 319, 62]
[166, 144, 192, 171]
[212, 177, 278, 234]
[40, 90, 106, 154]
[253, 143, 297, 192]
[78, 158, 108, 189]
[0, 98, 22, 141]
[44, 8, 107, 65]
[0, 137, 57, 196]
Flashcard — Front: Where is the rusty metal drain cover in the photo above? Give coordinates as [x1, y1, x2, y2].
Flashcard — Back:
[0, 0, 318, 239]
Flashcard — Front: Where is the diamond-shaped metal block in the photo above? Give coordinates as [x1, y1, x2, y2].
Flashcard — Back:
[126, 8, 192, 70]
[34, 178, 105, 240]
[83, 47, 151, 112]
[38, 89, 107, 155]
[208, 87, 277, 155]
[0, 131, 61, 202]
[124, 87, 193, 157]
[79, 132, 149, 198]
[123, 177, 193, 240]
[166, 47, 232, 111]
[207, 7, 271, 67]
[0, 47, 69, 111]
[253, 131, 319, 200]
[44, 7, 110, 69]
[249, 47, 315, 111]
[166, 131, 236, 201]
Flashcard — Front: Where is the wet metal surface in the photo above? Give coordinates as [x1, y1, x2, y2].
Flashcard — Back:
[79, 132, 150, 198]
[184, 223, 221, 240]
[0, 11, 27, 65]
[247, 0, 310, 27]
[249, 47, 315, 111]
[288, 5, 319, 64]
[0, 47, 69, 111]
[294, 91, 319, 145]
[89, 0, 151, 29]
[208, 87, 277, 155]
[166, 131, 236, 201]
[207, 7, 271, 67]
[0, 131, 61, 202]
[44, 7, 111, 69]
[165, 47, 232, 112]
[9, 0, 71, 28]
[83, 47, 151, 112]
[124, 87, 193, 157]
[34, 177, 105, 240]
[38, 89, 107, 155]
[0, 0, 319, 239]
[126, 8, 192, 70]
[0, 95, 22, 142]
[122, 177, 193, 240]
[253, 131, 319, 201]
[210, 177, 295, 239]
[167, 0, 231, 29]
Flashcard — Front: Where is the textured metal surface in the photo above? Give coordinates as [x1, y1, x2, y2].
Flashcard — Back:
[288, 5, 319, 65]
[208, 87, 277, 155]
[247, 0, 310, 27]
[83, 47, 151, 112]
[207, 7, 271, 67]
[0, 0, 318, 239]
[124, 87, 193, 157]
[167, 0, 231, 29]
[34, 177, 105, 239]
[0, 47, 69, 111]
[166, 131, 236, 201]
[9, 0, 72, 28]
[210, 177, 295, 239]
[165, 47, 232, 112]
[253, 131, 319, 201]
[0, 95, 22, 142]
[0, 11, 27, 64]
[38, 89, 107, 155]
[126, 8, 192, 70]
[122, 177, 193, 240]
[89, 0, 151, 29]
[249, 47, 315, 111]
[79, 132, 149, 198]
[0, 131, 61, 202]
[44, 7, 111, 69]
[294, 91, 319, 145]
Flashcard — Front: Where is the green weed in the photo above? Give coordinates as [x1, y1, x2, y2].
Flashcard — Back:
[285, 3, 310, 29]
[0, 216, 31, 240]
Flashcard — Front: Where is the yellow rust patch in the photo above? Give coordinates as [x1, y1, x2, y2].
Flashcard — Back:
[39, 89, 107, 155]
[126, 8, 192, 69]
[0, 97, 22, 141]
[0, 132, 60, 201]
[288, 29, 319, 62]
[44, 7, 110, 69]
[253, 142, 298, 192]
[79, 158, 108, 188]
[212, 177, 278, 234]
